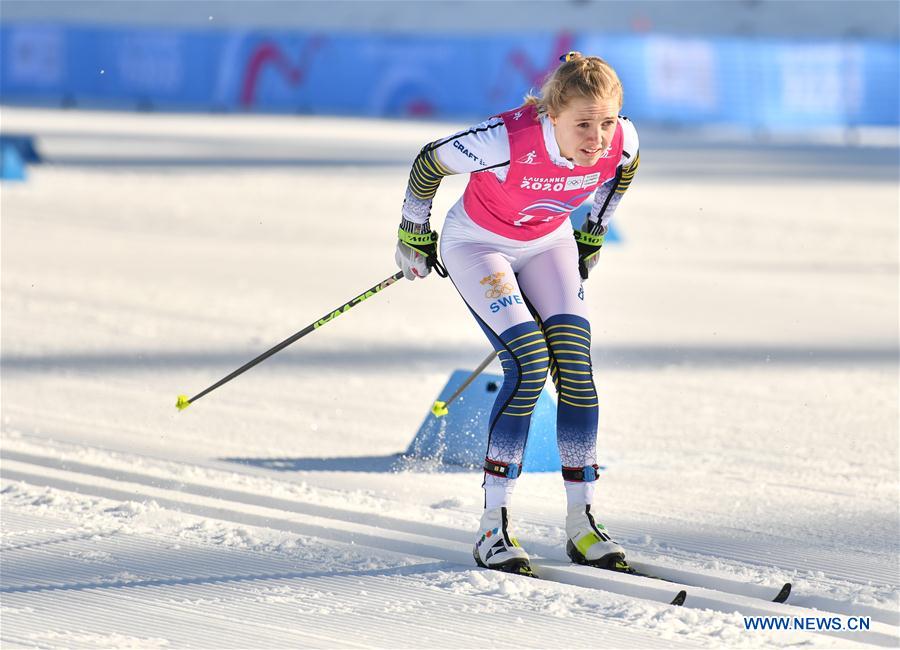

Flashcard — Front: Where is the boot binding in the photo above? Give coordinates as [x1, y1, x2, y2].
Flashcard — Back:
[566, 539, 625, 569]
[473, 545, 536, 577]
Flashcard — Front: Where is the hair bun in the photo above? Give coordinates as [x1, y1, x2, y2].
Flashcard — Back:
[559, 51, 583, 63]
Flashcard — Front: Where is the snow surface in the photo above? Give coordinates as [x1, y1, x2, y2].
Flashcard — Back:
[1, 107, 898, 648]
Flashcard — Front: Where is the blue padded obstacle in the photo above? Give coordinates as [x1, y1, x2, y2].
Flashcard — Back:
[0, 142, 26, 181]
[0, 135, 41, 163]
[407, 370, 561, 471]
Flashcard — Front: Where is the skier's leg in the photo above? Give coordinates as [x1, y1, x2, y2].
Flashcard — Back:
[441, 240, 547, 574]
[515, 237, 598, 495]
[516, 236, 625, 566]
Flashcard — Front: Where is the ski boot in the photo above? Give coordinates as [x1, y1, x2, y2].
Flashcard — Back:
[565, 504, 626, 569]
[473, 507, 535, 577]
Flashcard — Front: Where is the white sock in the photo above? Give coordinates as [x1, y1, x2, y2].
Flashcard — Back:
[483, 474, 516, 510]
[564, 480, 595, 508]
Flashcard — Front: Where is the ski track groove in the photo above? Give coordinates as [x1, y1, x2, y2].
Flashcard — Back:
[3, 456, 899, 648]
[3, 567, 428, 649]
[1, 523, 315, 588]
[4, 448, 896, 587]
[1, 522, 694, 648]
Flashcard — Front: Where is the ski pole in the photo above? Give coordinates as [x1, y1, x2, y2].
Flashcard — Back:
[176, 271, 405, 411]
[431, 350, 498, 417]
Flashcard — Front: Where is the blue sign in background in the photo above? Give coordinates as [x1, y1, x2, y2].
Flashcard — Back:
[1, 24, 897, 127]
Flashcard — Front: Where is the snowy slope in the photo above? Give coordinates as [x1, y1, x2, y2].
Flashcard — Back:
[1, 107, 898, 648]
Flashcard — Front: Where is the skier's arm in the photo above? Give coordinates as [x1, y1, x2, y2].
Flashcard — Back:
[396, 118, 510, 280]
[401, 117, 510, 228]
[583, 116, 640, 236]
[575, 117, 640, 279]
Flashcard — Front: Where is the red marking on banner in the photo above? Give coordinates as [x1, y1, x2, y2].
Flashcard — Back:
[240, 37, 323, 109]
[405, 98, 435, 117]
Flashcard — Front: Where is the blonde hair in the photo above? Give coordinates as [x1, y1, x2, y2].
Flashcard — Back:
[524, 51, 623, 116]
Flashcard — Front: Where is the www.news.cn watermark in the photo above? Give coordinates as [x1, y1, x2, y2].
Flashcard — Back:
[743, 616, 871, 632]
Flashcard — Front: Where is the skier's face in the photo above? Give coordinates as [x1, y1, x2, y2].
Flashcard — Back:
[550, 95, 620, 167]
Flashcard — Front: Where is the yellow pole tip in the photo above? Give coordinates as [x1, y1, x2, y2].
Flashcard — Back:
[175, 395, 191, 411]
[431, 400, 448, 417]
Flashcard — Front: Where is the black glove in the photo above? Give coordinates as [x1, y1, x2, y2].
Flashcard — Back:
[573, 229, 604, 280]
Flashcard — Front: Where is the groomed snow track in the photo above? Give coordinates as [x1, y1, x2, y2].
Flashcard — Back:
[3, 442, 897, 648]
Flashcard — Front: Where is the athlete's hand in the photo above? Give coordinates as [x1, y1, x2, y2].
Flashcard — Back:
[574, 229, 604, 280]
[395, 239, 431, 280]
[395, 220, 444, 280]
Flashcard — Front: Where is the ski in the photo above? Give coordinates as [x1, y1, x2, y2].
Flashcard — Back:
[534, 566, 686, 606]
[614, 559, 792, 604]
[670, 589, 688, 606]
[524, 558, 689, 606]
[474, 549, 688, 606]
[772, 582, 792, 603]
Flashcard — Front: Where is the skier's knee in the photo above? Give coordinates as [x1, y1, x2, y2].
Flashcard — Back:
[497, 321, 549, 412]
[543, 314, 597, 406]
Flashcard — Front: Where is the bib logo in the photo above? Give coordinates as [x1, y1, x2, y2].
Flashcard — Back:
[516, 150, 538, 165]
[564, 172, 601, 191]
[481, 272, 523, 312]
[512, 189, 593, 227]
[578, 285, 584, 301]
[519, 173, 600, 192]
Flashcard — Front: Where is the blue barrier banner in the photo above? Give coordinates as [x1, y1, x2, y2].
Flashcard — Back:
[1, 24, 897, 126]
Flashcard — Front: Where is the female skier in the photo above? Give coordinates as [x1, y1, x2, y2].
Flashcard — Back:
[394, 52, 640, 576]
